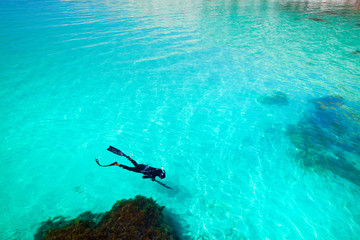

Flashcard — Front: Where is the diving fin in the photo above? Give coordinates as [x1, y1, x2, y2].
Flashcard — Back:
[107, 146, 127, 157]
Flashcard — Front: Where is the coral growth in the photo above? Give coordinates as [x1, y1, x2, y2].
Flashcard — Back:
[286, 95, 360, 186]
[36, 195, 178, 240]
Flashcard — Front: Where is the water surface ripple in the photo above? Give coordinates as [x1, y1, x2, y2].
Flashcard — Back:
[0, 0, 360, 239]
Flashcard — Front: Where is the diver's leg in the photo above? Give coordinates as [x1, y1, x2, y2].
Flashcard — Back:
[95, 159, 138, 172]
[106, 146, 138, 167]
[116, 164, 138, 172]
[126, 156, 138, 167]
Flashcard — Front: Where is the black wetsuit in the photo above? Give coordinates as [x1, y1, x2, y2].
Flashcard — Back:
[96, 146, 165, 181]
[117, 157, 165, 180]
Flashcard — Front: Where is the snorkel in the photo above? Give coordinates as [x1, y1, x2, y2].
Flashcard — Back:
[160, 166, 166, 179]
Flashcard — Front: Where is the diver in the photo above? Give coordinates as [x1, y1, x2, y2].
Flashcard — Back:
[96, 146, 170, 188]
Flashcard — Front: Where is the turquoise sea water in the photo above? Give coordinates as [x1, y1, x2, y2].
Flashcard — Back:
[1, 0, 360, 239]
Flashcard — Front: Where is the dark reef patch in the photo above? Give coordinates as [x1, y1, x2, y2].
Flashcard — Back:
[35, 195, 179, 240]
[286, 95, 360, 186]
[352, 50, 360, 55]
[293, 17, 331, 23]
[308, 17, 330, 23]
[258, 91, 289, 106]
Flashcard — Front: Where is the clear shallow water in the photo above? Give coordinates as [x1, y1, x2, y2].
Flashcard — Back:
[1, 0, 360, 239]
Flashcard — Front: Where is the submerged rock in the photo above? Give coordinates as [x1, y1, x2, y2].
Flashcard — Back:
[352, 50, 360, 55]
[35, 195, 179, 240]
[294, 17, 331, 23]
[258, 91, 289, 106]
[308, 17, 330, 23]
[286, 95, 360, 186]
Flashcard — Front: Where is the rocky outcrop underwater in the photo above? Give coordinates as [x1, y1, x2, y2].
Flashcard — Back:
[35, 195, 179, 240]
[258, 91, 289, 106]
[286, 95, 360, 186]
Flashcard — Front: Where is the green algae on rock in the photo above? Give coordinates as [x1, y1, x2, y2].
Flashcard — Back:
[35, 195, 178, 240]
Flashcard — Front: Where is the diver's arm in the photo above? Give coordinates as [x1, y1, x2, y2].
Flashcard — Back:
[142, 175, 155, 181]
